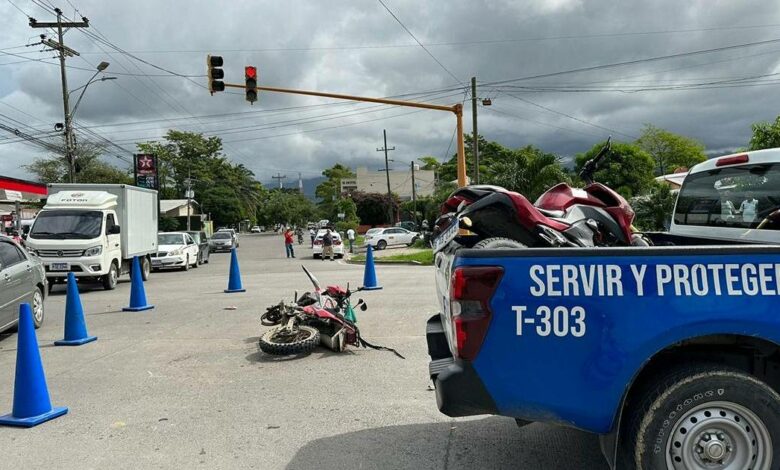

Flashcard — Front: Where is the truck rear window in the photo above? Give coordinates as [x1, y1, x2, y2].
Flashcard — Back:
[674, 163, 780, 230]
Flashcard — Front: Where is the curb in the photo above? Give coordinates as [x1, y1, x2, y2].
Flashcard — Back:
[345, 258, 425, 266]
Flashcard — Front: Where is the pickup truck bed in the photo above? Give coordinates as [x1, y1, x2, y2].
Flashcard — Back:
[429, 240, 780, 468]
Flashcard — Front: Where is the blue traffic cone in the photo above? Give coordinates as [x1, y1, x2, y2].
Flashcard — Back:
[224, 248, 246, 293]
[361, 245, 382, 290]
[54, 273, 97, 346]
[0, 303, 68, 427]
[123, 256, 154, 312]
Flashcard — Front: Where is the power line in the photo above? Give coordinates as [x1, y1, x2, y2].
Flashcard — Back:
[376, 0, 462, 84]
[480, 36, 780, 86]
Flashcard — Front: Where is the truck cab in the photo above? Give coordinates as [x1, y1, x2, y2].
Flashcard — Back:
[670, 148, 780, 244]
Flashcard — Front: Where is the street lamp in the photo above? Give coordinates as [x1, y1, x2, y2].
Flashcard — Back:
[64, 61, 115, 182]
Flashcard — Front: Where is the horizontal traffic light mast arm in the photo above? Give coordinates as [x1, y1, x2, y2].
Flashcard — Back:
[223, 83, 460, 114]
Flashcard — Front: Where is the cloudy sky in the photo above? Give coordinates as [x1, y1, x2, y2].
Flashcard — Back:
[2, 0, 780, 188]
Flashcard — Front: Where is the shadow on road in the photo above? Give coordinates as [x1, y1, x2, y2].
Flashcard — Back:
[285, 418, 608, 470]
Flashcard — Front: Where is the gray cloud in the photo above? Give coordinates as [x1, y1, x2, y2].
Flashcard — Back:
[2, 0, 780, 185]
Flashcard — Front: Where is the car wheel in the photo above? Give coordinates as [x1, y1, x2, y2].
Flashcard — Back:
[205, 252, 210, 264]
[193, 254, 199, 268]
[377, 240, 387, 250]
[102, 262, 118, 290]
[182, 256, 190, 271]
[141, 256, 151, 281]
[408, 236, 419, 247]
[32, 287, 45, 328]
[621, 365, 780, 470]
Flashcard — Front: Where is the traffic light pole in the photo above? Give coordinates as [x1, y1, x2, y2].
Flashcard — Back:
[221, 82, 468, 187]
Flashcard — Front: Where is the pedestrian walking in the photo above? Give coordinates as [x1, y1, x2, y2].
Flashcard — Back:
[284, 227, 295, 258]
[322, 229, 334, 261]
[309, 227, 316, 248]
[346, 227, 356, 254]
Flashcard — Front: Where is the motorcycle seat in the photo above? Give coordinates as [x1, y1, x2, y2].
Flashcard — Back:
[536, 207, 565, 218]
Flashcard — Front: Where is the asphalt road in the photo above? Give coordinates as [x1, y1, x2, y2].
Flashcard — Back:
[0, 234, 608, 469]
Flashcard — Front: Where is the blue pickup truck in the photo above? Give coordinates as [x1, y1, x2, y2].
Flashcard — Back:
[428, 241, 780, 469]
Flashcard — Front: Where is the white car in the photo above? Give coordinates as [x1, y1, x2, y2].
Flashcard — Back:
[364, 227, 419, 250]
[151, 232, 200, 271]
[250, 226, 262, 233]
[312, 230, 344, 259]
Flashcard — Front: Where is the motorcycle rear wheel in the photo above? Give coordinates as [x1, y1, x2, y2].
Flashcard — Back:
[473, 237, 526, 249]
[259, 325, 320, 355]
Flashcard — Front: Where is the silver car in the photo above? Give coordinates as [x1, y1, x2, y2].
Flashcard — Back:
[0, 236, 47, 333]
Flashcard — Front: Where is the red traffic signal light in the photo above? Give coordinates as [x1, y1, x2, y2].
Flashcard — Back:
[207, 55, 225, 93]
[245, 66, 258, 104]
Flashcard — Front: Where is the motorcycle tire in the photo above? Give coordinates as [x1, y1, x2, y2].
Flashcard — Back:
[259, 325, 320, 355]
[473, 237, 526, 249]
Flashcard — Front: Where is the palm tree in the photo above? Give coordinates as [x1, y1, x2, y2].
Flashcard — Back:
[484, 145, 569, 200]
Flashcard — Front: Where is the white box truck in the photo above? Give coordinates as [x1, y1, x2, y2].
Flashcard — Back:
[25, 184, 158, 291]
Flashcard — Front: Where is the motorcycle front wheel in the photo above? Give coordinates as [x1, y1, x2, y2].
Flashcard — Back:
[259, 325, 320, 355]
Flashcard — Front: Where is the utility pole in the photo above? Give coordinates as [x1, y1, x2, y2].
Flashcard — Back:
[272, 173, 287, 189]
[30, 9, 89, 183]
[376, 129, 395, 224]
[185, 172, 193, 231]
[298, 172, 303, 193]
[410, 161, 417, 227]
[471, 76, 479, 185]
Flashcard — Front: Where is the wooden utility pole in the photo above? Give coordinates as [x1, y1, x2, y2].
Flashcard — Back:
[471, 77, 480, 184]
[30, 9, 89, 183]
[410, 160, 417, 227]
[377, 129, 395, 224]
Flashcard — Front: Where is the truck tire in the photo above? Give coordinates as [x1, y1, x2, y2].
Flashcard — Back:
[102, 262, 118, 290]
[473, 237, 526, 249]
[258, 326, 320, 356]
[624, 365, 780, 470]
[141, 256, 151, 281]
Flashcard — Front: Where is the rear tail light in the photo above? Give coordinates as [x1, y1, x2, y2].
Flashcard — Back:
[716, 154, 749, 167]
[314, 240, 322, 246]
[450, 266, 504, 361]
[334, 240, 342, 246]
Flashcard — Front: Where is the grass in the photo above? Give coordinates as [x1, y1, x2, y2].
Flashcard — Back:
[351, 249, 434, 266]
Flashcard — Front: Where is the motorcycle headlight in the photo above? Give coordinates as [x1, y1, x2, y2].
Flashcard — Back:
[84, 245, 103, 257]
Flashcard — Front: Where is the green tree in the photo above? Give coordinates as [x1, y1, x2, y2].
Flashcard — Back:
[25, 143, 132, 184]
[632, 182, 677, 231]
[315, 163, 355, 219]
[257, 190, 317, 227]
[439, 134, 513, 183]
[136, 130, 265, 227]
[575, 141, 656, 199]
[352, 191, 398, 225]
[636, 124, 706, 174]
[483, 145, 569, 201]
[748, 115, 780, 150]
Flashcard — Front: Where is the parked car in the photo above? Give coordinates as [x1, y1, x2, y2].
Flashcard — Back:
[151, 232, 200, 271]
[250, 225, 262, 233]
[209, 231, 235, 252]
[364, 227, 419, 250]
[312, 229, 344, 258]
[217, 228, 239, 247]
[395, 220, 418, 232]
[0, 235, 46, 333]
[185, 230, 210, 265]
[318, 219, 330, 229]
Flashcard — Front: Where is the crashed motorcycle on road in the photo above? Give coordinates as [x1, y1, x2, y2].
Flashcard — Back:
[258, 266, 404, 358]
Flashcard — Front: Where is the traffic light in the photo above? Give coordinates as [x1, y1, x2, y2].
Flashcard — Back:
[207, 55, 225, 94]
[245, 66, 258, 104]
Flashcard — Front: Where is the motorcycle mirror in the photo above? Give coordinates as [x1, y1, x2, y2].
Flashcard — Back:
[360, 303, 368, 311]
[294, 290, 298, 302]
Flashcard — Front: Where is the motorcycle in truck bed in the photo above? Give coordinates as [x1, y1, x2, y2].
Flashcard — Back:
[428, 237, 780, 469]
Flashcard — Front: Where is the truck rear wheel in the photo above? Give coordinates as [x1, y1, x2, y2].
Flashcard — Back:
[102, 262, 118, 290]
[624, 365, 780, 470]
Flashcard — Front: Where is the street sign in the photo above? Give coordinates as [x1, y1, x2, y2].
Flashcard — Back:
[134, 154, 159, 190]
[337, 213, 345, 219]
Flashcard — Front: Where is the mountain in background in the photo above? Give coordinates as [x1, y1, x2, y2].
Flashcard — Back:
[261, 176, 324, 200]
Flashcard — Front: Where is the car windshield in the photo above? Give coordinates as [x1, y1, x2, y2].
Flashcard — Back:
[213, 232, 232, 239]
[30, 210, 103, 239]
[674, 163, 780, 229]
[158, 234, 184, 245]
[188, 232, 202, 243]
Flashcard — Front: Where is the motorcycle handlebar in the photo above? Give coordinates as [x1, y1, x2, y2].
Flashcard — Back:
[578, 136, 612, 184]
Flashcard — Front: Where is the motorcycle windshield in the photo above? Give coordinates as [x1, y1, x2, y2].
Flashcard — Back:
[301, 265, 322, 303]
